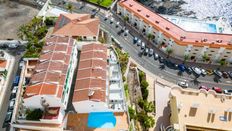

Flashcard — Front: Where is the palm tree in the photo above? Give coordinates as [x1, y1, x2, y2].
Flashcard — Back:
[165, 47, 173, 58]
[147, 33, 154, 41]
[66, 3, 74, 13]
[183, 54, 189, 63]
[17, 25, 28, 40]
[201, 53, 209, 62]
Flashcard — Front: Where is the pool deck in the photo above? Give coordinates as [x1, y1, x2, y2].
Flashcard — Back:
[66, 112, 129, 131]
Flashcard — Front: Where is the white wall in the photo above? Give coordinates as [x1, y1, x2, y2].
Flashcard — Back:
[73, 100, 110, 113]
[23, 95, 63, 109]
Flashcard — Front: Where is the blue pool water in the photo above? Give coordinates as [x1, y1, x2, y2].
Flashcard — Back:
[207, 23, 217, 33]
[87, 112, 116, 128]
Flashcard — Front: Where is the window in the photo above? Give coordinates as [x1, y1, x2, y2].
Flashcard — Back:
[83, 36, 87, 39]
[194, 49, 199, 51]
[210, 50, 215, 52]
[93, 36, 96, 40]
[226, 52, 231, 54]
[208, 54, 212, 56]
[224, 55, 228, 57]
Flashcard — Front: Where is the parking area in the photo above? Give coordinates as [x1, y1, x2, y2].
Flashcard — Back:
[103, 15, 232, 94]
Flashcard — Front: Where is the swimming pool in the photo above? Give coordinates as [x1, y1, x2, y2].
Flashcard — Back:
[165, 16, 218, 33]
[87, 112, 116, 128]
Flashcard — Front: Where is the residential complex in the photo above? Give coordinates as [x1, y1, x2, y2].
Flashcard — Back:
[10, 12, 128, 131]
[169, 87, 232, 131]
[117, 0, 232, 65]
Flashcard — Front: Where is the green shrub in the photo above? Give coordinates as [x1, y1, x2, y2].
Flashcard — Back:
[141, 88, 149, 100]
[140, 80, 149, 89]
[26, 109, 43, 121]
[139, 71, 145, 82]
[122, 76, 126, 82]
[128, 106, 136, 120]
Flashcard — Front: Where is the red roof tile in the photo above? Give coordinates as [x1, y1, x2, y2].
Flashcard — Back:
[73, 43, 107, 103]
[25, 36, 75, 98]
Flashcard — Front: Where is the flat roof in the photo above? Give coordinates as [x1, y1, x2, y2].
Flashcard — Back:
[118, 0, 232, 49]
[170, 87, 232, 130]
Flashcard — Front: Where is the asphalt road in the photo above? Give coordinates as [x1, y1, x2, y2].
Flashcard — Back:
[51, 0, 232, 90]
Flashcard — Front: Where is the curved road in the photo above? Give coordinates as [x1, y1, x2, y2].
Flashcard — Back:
[51, 0, 232, 90]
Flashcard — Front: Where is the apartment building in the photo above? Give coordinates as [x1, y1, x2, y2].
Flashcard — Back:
[14, 36, 78, 130]
[169, 87, 232, 131]
[53, 14, 100, 41]
[72, 43, 126, 113]
[117, 0, 232, 65]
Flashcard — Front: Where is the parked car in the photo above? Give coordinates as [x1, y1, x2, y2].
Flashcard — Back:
[212, 87, 222, 93]
[137, 39, 141, 46]
[9, 99, 15, 110]
[144, 48, 149, 56]
[201, 69, 207, 76]
[228, 71, 232, 78]
[110, 18, 114, 24]
[149, 49, 153, 56]
[12, 86, 18, 94]
[214, 70, 222, 78]
[185, 67, 192, 75]
[206, 69, 213, 75]
[192, 67, 202, 75]
[141, 42, 145, 50]
[223, 90, 232, 95]
[199, 85, 210, 91]
[154, 53, 159, 60]
[222, 71, 229, 79]
[177, 81, 188, 88]
[8, 43, 18, 49]
[4, 112, 12, 123]
[124, 29, 129, 36]
[159, 56, 164, 63]
[115, 21, 120, 28]
[178, 64, 186, 72]
[133, 37, 138, 44]
[104, 15, 108, 21]
[13, 76, 20, 86]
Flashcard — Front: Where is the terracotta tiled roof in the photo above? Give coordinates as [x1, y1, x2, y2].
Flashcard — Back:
[72, 43, 107, 102]
[24, 36, 75, 98]
[53, 14, 100, 37]
[119, 0, 232, 49]
[0, 60, 7, 68]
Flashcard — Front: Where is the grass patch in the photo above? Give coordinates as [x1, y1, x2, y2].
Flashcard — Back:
[87, 0, 114, 8]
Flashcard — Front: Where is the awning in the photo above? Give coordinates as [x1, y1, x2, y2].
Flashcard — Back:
[87, 112, 116, 128]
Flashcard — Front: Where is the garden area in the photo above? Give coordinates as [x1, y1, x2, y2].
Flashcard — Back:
[127, 68, 155, 131]
[87, 0, 114, 8]
[17, 17, 52, 58]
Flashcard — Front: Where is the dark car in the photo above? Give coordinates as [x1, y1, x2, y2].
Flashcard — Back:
[224, 90, 232, 95]
[199, 85, 210, 91]
[159, 56, 164, 63]
[185, 67, 192, 75]
[133, 37, 138, 44]
[222, 71, 229, 79]
[212, 87, 222, 93]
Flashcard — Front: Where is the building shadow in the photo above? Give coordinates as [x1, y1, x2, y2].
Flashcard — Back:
[154, 105, 171, 131]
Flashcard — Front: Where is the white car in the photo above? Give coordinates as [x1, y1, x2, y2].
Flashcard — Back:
[137, 39, 141, 46]
[192, 67, 202, 75]
[116, 22, 120, 28]
[8, 43, 18, 48]
[141, 42, 145, 49]
[201, 69, 207, 76]
[177, 81, 188, 88]
[149, 49, 153, 56]
[12, 86, 18, 94]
